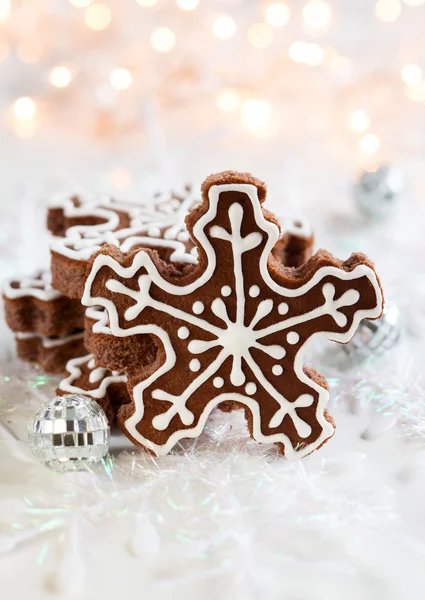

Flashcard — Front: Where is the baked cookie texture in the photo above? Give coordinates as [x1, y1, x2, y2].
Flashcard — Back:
[49, 188, 200, 298]
[15, 331, 85, 374]
[57, 354, 130, 425]
[3, 271, 84, 337]
[81, 170, 384, 457]
[3, 270, 86, 373]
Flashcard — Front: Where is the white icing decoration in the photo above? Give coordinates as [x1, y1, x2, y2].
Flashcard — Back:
[49, 186, 200, 266]
[178, 327, 190, 339]
[82, 181, 383, 458]
[49, 189, 142, 238]
[213, 377, 224, 388]
[178, 231, 190, 242]
[221, 286, 231, 297]
[189, 359, 201, 372]
[272, 365, 283, 376]
[59, 354, 126, 399]
[15, 330, 84, 348]
[249, 285, 260, 298]
[130, 186, 200, 243]
[3, 270, 62, 301]
[278, 302, 289, 315]
[50, 228, 196, 265]
[192, 301, 204, 315]
[287, 332, 299, 345]
[245, 382, 257, 395]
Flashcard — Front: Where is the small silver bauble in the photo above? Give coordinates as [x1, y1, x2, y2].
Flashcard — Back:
[353, 165, 403, 220]
[342, 302, 401, 364]
[28, 395, 110, 472]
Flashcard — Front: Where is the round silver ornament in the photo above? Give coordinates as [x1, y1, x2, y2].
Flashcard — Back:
[28, 395, 110, 472]
[353, 165, 403, 220]
[342, 302, 401, 364]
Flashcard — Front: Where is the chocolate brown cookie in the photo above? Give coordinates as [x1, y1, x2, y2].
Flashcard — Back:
[15, 330, 85, 374]
[57, 354, 130, 425]
[3, 270, 84, 336]
[50, 187, 200, 298]
[81, 170, 384, 457]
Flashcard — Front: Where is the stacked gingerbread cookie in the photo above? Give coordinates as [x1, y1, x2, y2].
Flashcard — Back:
[50, 187, 202, 424]
[3, 270, 85, 373]
[4, 171, 382, 457]
[60, 171, 383, 457]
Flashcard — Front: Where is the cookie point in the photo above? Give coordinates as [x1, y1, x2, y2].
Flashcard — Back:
[201, 171, 267, 203]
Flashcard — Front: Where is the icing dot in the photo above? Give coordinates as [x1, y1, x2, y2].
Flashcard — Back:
[287, 331, 299, 345]
[189, 359, 201, 372]
[213, 377, 224, 388]
[245, 382, 257, 395]
[249, 285, 260, 298]
[147, 226, 160, 237]
[278, 302, 289, 315]
[178, 326, 189, 339]
[177, 231, 190, 242]
[272, 365, 283, 376]
[221, 285, 231, 297]
[190, 247, 198, 257]
[192, 301, 204, 314]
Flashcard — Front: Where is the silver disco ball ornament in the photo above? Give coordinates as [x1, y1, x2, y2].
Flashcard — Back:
[342, 303, 401, 364]
[28, 395, 110, 472]
[353, 165, 403, 220]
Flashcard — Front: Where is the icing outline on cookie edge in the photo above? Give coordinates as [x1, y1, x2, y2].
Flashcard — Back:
[82, 181, 383, 458]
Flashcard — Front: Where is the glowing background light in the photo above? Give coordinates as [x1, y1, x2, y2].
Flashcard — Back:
[0, 0, 10, 21]
[177, 0, 199, 10]
[151, 27, 176, 52]
[289, 42, 324, 66]
[50, 67, 72, 88]
[110, 68, 132, 90]
[359, 133, 380, 154]
[406, 81, 425, 101]
[304, 43, 324, 66]
[401, 63, 422, 84]
[348, 110, 371, 133]
[136, 0, 157, 5]
[216, 89, 240, 112]
[375, 0, 402, 22]
[242, 99, 271, 131]
[69, 0, 93, 7]
[302, 0, 331, 29]
[402, 0, 424, 5]
[289, 42, 309, 63]
[264, 3, 290, 28]
[247, 23, 274, 49]
[84, 3, 111, 30]
[13, 97, 36, 120]
[212, 15, 236, 39]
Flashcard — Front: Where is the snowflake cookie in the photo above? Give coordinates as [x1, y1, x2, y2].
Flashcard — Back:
[82, 171, 384, 457]
[49, 187, 201, 298]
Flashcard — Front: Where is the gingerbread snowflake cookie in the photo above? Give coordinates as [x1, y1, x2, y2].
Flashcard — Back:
[49, 187, 200, 298]
[82, 171, 383, 457]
